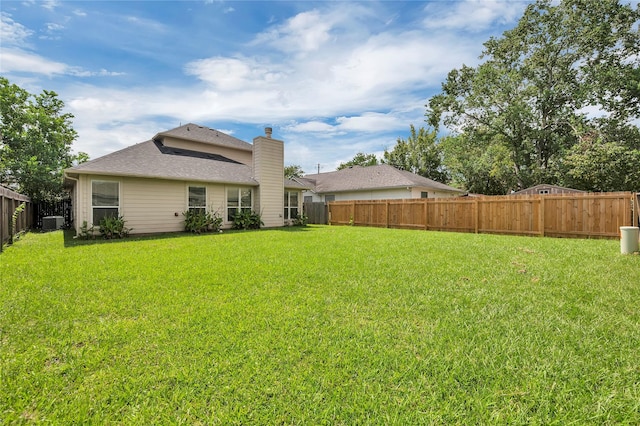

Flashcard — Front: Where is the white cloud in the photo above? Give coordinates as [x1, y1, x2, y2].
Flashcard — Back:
[0, 48, 67, 75]
[70, 119, 165, 158]
[251, 4, 372, 56]
[423, 0, 525, 32]
[1, 12, 33, 46]
[336, 112, 403, 132]
[39, 22, 65, 40]
[183, 24, 478, 125]
[41, 0, 60, 11]
[284, 112, 406, 135]
[68, 68, 126, 77]
[45, 22, 65, 32]
[184, 56, 286, 91]
[284, 121, 336, 133]
[0, 47, 124, 78]
[330, 31, 477, 96]
[124, 15, 167, 33]
[253, 9, 331, 54]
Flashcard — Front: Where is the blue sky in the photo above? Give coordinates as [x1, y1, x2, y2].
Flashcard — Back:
[2, 0, 532, 174]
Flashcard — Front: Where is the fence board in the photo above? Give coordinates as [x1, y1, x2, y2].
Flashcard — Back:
[328, 192, 635, 240]
[1, 186, 32, 251]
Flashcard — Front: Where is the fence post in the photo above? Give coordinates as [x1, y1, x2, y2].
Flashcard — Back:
[385, 200, 389, 228]
[539, 195, 545, 237]
[0, 194, 4, 253]
[474, 198, 479, 234]
[351, 201, 355, 225]
[632, 193, 638, 228]
[424, 198, 428, 231]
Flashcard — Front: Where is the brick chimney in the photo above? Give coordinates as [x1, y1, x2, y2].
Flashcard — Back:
[265, 127, 272, 138]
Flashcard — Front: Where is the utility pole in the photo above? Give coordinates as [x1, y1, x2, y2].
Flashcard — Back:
[317, 163, 321, 174]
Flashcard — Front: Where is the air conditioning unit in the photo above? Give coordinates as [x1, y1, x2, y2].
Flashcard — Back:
[42, 216, 64, 231]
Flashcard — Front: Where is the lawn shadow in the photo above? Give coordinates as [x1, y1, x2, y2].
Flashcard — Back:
[63, 229, 198, 248]
[63, 225, 317, 247]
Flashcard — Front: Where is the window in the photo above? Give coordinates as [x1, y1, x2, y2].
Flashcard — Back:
[92, 180, 119, 225]
[325, 195, 335, 203]
[539, 189, 550, 195]
[227, 187, 252, 221]
[421, 191, 429, 198]
[284, 191, 299, 220]
[188, 186, 206, 214]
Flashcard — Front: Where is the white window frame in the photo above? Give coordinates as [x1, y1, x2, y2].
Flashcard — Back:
[91, 180, 120, 225]
[284, 190, 300, 220]
[188, 185, 207, 214]
[226, 187, 253, 222]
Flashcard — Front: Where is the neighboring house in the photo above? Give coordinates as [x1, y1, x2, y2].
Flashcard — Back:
[511, 184, 584, 196]
[64, 124, 307, 235]
[297, 164, 465, 203]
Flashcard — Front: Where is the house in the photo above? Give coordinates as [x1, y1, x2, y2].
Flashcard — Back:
[64, 124, 307, 235]
[297, 164, 465, 203]
[510, 184, 584, 196]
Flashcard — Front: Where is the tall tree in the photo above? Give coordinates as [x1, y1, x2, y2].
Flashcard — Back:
[427, 0, 640, 193]
[563, 137, 640, 192]
[440, 134, 515, 195]
[0, 77, 86, 201]
[284, 164, 305, 179]
[382, 125, 450, 183]
[337, 152, 379, 170]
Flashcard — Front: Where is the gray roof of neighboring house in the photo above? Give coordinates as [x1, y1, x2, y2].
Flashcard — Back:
[156, 123, 253, 152]
[66, 139, 258, 185]
[299, 164, 465, 194]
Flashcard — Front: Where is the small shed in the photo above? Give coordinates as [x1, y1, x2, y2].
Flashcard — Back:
[511, 184, 584, 196]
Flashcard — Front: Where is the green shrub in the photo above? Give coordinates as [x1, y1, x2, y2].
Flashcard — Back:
[231, 210, 263, 230]
[183, 210, 223, 234]
[292, 212, 308, 226]
[78, 220, 95, 240]
[99, 215, 131, 239]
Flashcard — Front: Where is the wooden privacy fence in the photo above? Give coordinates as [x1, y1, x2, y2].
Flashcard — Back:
[304, 201, 328, 224]
[328, 192, 637, 239]
[1, 186, 33, 252]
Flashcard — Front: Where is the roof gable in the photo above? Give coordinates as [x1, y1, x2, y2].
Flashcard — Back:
[156, 123, 253, 152]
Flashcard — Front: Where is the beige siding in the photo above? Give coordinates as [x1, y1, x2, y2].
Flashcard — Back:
[334, 188, 411, 201]
[121, 178, 185, 233]
[253, 136, 284, 227]
[162, 136, 252, 165]
[303, 187, 461, 203]
[74, 175, 229, 235]
[409, 187, 461, 199]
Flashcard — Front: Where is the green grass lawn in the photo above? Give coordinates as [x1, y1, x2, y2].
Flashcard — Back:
[1, 226, 639, 424]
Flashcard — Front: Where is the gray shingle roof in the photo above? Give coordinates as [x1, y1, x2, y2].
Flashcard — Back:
[300, 164, 464, 194]
[66, 139, 257, 185]
[156, 123, 253, 152]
